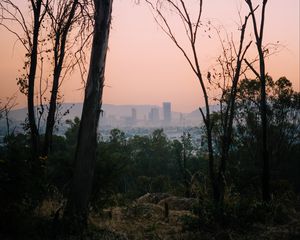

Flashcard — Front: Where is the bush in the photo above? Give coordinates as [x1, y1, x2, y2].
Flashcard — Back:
[0, 134, 46, 236]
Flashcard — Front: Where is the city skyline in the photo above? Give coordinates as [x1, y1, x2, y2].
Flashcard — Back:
[0, 101, 204, 135]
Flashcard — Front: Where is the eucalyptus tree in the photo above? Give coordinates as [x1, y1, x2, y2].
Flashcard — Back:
[63, 0, 113, 233]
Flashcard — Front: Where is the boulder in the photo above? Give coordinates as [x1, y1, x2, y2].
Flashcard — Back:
[136, 192, 171, 204]
[158, 196, 198, 211]
[124, 203, 164, 219]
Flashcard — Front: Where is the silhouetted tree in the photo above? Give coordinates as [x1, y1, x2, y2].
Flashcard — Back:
[210, 16, 253, 208]
[0, 1, 90, 158]
[244, 0, 270, 202]
[0, 0, 49, 157]
[234, 77, 300, 189]
[63, 0, 113, 233]
[145, 0, 252, 208]
[43, 0, 80, 156]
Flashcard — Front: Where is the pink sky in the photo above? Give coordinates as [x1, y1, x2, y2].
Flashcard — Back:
[0, 0, 299, 113]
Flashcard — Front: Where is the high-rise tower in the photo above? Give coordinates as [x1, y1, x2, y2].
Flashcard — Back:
[131, 108, 137, 123]
[163, 102, 171, 124]
[148, 108, 159, 122]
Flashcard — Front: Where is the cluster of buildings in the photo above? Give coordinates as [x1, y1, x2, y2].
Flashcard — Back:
[99, 102, 174, 128]
[148, 102, 171, 125]
[0, 101, 204, 146]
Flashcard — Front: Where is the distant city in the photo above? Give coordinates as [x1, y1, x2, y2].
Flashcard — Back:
[101, 102, 182, 128]
[0, 101, 220, 144]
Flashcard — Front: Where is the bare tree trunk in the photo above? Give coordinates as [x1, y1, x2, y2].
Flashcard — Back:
[261, 67, 270, 202]
[217, 15, 252, 206]
[145, 0, 251, 210]
[43, 0, 79, 156]
[0, 0, 49, 157]
[63, 0, 113, 233]
[28, 0, 43, 157]
[205, 115, 218, 202]
[245, 0, 270, 202]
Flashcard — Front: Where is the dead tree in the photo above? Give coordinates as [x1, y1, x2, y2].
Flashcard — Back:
[244, 0, 270, 202]
[145, 0, 220, 202]
[211, 16, 253, 206]
[63, 0, 113, 233]
[0, 0, 49, 157]
[145, 0, 251, 206]
[1, 0, 91, 157]
[43, 0, 79, 156]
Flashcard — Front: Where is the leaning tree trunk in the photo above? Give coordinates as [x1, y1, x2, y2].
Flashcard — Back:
[63, 0, 113, 234]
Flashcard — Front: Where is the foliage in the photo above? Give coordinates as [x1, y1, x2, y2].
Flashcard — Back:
[232, 77, 300, 191]
[0, 134, 46, 236]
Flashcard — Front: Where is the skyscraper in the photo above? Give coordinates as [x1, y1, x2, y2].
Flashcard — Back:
[131, 108, 137, 122]
[148, 108, 159, 122]
[163, 102, 171, 124]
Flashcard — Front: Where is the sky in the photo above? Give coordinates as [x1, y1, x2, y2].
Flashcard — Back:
[0, 0, 299, 113]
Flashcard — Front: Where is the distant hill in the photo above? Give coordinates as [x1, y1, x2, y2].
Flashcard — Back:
[186, 104, 220, 118]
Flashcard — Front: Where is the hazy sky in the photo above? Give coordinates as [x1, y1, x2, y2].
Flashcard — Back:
[0, 0, 299, 112]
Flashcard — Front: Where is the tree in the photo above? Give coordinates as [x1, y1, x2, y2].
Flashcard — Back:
[0, 95, 17, 135]
[65, 117, 81, 146]
[63, 0, 113, 233]
[43, 0, 80, 156]
[145, 0, 251, 208]
[0, 0, 49, 157]
[173, 132, 193, 197]
[234, 77, 300, 190]
[244, 0, 270, 202]
[1, 0, 89, 157]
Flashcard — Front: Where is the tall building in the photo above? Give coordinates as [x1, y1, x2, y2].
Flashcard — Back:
[163, 102, 171, 124]
[131, 108, 137, 122]
[148, 108, 159, 122]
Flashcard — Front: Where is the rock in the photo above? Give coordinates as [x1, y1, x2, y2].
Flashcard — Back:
[158, 196, 198, 211]
[136, 193, 171, 204]
[124, 203, 164, 219]
[112, 207, 126, 221]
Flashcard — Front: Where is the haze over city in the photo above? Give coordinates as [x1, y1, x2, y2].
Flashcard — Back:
[0, 0, 299, 112]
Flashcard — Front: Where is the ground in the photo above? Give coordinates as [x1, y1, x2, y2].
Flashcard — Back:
[87, 194, 300, 240]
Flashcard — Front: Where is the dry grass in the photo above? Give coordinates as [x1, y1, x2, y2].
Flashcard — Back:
[89, 201, 300, 240]
[90, 203, 200, 240]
